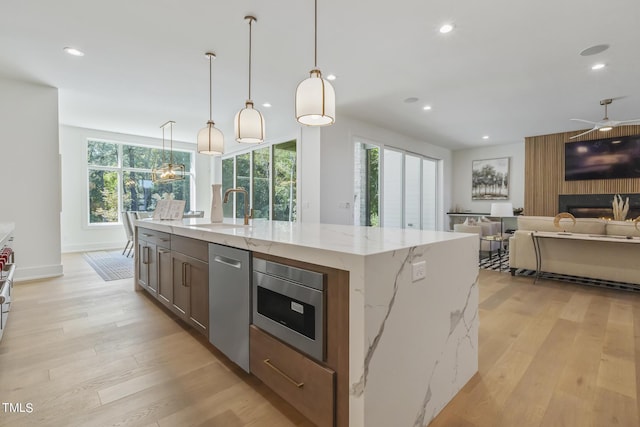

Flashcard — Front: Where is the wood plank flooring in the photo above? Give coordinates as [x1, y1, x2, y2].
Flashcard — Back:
[2, 254, 640, 426]
[0, 253, 312, 427]
[430, 270, 640, 427]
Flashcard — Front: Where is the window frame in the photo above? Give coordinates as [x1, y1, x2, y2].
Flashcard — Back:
[221, 139, 297, 222]
[86, 138, 195, 227]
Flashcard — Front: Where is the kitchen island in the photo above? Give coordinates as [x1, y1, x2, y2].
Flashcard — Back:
[135, 218, 478, 427]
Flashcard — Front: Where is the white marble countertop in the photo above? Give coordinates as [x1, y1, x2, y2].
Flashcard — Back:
[135, 218, 471, 257]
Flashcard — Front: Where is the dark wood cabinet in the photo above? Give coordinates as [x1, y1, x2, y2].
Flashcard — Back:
[156, 247, 173, 308]
[136, 227, 208, 336]
[137, 239, 157, 294]
[250, 325, 335, 427]
[171, 243, 209, 337]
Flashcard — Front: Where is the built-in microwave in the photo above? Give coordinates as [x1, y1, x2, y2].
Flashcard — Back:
[252, 258, 325, 361]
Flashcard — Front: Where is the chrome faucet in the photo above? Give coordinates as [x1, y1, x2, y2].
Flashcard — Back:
[223, 187, 253, 225]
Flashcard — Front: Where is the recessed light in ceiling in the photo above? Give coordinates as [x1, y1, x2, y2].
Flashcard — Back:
[326, 74, 337, 81]
[579, 44, 609, 56]
[591, 63, 606, 70]
[423, 105, 432, 110]
[482, 135, 489, 140]
[262, 102, 272, 108]
[439, 23, 454, 34]
[404, 97, 419, 103]
[63, 47, 84, 57]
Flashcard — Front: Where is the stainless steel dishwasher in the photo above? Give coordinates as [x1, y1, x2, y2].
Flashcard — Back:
[209, 243, 251, 372]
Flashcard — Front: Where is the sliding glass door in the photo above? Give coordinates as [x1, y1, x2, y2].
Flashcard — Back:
[355, 140, 440, 230]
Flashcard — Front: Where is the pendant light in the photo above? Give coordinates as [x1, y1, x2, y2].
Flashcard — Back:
[235, 15, 265, 143]
[197, 52, 224, 155]
[295, 0, 335, 126]
[152, 121, 185, 183]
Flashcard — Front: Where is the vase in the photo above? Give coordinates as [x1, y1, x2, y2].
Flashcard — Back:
[210, 184, 223, 223]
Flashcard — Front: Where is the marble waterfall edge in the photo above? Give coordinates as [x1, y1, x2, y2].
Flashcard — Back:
[357, 239, 479, 427]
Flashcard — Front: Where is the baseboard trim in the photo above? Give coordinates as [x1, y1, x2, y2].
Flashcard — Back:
[15, 264, 64, 282]
[62, 242, 123, 253]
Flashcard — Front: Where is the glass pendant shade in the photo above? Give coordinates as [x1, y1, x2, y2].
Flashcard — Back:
[152, 120, 185, 183]
[152, 163, 186, 183]
[197, 121, 224, 155]
[235, 100, 265, 143]
[296, 69, 335, 126]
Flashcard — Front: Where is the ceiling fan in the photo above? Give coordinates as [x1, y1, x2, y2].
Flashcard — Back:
[569, 98, 640, 139]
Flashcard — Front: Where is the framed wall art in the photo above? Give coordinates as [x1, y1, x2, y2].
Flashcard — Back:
[471, 157, 509, 200]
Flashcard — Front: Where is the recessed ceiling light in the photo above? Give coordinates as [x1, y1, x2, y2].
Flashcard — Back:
[591, 63, 606, 70]
[580, 44, 609, 56]
[439, 23, 454, 34]
[482, 135, 489, 140]
[63, 47, 84, 57]
[262, 102, 272, 108]
[404, 97, 419, 103]
[423, 105, 432, 110]
[326, 74, 337, 81]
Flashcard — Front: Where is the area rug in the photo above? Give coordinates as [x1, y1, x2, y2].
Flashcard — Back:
[83, 250, 134, 281]
[479, 251, 640, 292]
[479, 251, 510, 273]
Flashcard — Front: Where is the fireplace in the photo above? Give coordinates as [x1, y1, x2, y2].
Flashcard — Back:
[558, 194, 640, 219]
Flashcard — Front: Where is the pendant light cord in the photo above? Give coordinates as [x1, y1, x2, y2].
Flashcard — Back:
[209, 54, 213, 121]
[314, 0, 318, 68]
[248, 18, 253, 101]
[169, 122, 173, 164]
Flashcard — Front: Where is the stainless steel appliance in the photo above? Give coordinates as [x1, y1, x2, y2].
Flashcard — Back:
[0, 237, 15, 342]
[209, 243, 251, 372]
[253, 258, 325, 361]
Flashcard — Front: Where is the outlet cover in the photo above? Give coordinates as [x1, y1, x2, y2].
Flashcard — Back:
[412, 261, 426, 282]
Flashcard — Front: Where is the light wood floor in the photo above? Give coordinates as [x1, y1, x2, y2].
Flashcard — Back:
[0, 253, 312, 427]
[2, 255, 640, 426]
[431, 269, 640, 427]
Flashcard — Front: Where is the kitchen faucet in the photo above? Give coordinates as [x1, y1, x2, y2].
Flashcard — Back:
[223, 187, 253, 225]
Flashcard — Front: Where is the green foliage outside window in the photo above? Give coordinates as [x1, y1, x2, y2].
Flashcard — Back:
[273, 140, 297, 221]
[235, 153, 251, 219]
[88, 140, 193, 224]
[252, 148, 270, 219]
[222, 158, 235, 218]
[220, 140, 297, 222]
[88, 170, 119, 223]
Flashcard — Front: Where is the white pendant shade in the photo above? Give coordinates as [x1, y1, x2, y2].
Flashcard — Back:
[235, 101, 265, 143]
[296, 69, 335, 126]
[197, 121, 224, 155]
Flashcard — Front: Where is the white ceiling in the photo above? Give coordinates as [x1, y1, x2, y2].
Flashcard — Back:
[2, 0, 640, 150]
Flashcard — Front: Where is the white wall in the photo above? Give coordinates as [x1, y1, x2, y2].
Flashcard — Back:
[316, 115, 452, 229]
[60, 125, 211, 252]
[0, 77, 62, 280]
[298, 127, 321, 223]
[451, 142, 525, 214]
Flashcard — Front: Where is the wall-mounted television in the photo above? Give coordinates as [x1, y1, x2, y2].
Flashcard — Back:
[564, 134, 640, 181]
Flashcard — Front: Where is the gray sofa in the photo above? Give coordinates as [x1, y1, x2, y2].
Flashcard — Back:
[509, 216, 640, 285]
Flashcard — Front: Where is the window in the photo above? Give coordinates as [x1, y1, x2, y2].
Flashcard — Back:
[87, 140, 194, 224]
[354, 143, 379, 226]
[221, 140, 297, 221]
[354, 140, 439, 230]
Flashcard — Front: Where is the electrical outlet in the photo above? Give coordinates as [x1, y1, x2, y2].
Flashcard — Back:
[412, 261, 426, 282]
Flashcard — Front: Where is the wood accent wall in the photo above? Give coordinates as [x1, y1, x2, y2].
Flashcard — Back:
[524, 126, 640, 216]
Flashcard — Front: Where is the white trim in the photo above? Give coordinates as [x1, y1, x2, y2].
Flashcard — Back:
[14, 264, 64, 282]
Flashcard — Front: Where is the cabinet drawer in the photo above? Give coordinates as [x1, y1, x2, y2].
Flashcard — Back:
[250, 325, 335, 427]
[137, 227, 171, 247]
[171, 235, 208, 262]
